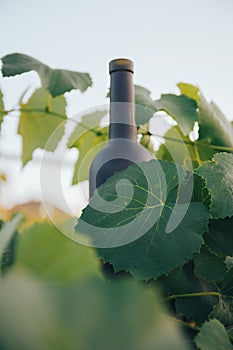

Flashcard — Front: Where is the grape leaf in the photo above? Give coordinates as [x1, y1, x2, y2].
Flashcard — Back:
[210, 268, 233, 326]
[155, 94, 199, 136]
[210, 298, 233, 327]
[194, 319, 233, 350]
[197, 153, 233, 219]
[176, 173, 210, 211]
[158, 263, 219, 324]
[15, 221, 103, 283]
[135, 85, 199, 134]
[0, 273, 189, 350]
[1, 53, 92, 97]
[156, 124, 220, 169]
[198, 95, 233, 152]
[191, 174, 211, 207]
[179, 82, 233, 158]
[135, 85, 158, 112]
[177, 82, 199, 102]
[135, 85, 158, 125]
[155, 125, 199, 169]
[204, 217, 233, 257]
[76, 160, 210, 280]
[67, 110, 108, 184]
[194, 247, 227, 283]
[19, 87, 66, 165]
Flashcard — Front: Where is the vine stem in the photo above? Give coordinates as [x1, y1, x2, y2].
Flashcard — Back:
[3, 107, 233, 152]
[149, 132, 233, 152]
[3, 107, 104, 136]
[165, 291, 221, 302]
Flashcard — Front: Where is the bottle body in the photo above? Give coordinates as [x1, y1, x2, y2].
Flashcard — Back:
[89, 138, 153, 197]
[89, 58, 154, 197]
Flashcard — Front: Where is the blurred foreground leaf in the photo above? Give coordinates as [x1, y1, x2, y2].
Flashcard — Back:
[0, 214, 23, 265]
[15, 221, 103, 284]
[0, 272, 190, 350]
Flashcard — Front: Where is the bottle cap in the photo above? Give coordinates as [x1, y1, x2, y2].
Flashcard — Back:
[109, 58, 134, 74]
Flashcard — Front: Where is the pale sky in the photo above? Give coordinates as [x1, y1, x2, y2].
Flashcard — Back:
[0, 0, 233, 213]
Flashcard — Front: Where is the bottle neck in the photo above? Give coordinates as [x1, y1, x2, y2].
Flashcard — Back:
[109, 70, 137, 140]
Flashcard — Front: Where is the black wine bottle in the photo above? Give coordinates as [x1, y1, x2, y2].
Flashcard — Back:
[89, 58, 154, 197]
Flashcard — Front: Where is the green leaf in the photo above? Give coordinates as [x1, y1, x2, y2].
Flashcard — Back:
[155, 94, 199, 135]
[194, 319, 233, 350]
[0, 273, 189, 350]
[158, 263, 219, 324]
[76, 160, 209, 280]
[197, 153, 233, 219]
[134, 85, 199, 134]
[191, 174, 211, 207]
[155, 125, 200, 169]
[0, 273, 62, 350]
[135, 85, 158, 125]
[15, 221, 103, 283]
[19, 87, 66, 165]
[1, 53, 92, 97]
[0, 214, 23, 261]
[194, 247, 227, 282]
[204, 217, 233, 257]
[198, 94, 233, 157]
[210, 268, 233, 326]
[67, 110, 108, 184]
[210, 298, 233, 327]
[179, 82, 233, 162]
[177, 82, 199, 102]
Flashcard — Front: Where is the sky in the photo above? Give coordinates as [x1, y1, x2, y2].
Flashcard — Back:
[0, 0, 233, 214]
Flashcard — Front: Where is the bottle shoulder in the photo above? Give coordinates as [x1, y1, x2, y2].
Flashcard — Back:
[90, 139, 154, 169]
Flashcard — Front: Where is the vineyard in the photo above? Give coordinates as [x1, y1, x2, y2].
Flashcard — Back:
[0, 53, 233, 350]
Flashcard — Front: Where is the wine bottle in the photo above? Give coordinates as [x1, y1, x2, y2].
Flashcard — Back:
[89, 58, 154, 197]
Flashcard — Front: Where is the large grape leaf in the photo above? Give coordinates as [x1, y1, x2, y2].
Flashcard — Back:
[210, 268, 233, 326]
[76, 160, 210, 280]
[155, 94, 199, 136]
[19, 87, 66, 165]
[198, 95, 233, 152]
[194, 319, 233, 350]
[67, 110, 108, 184]
[15, 221, 103, 283]
[157, 82, 233, 167]
[193, 247, 227, 283]
[197, 153, 233, 219]
[204, 217, 233, 257]
[178, 82, 233, 161]
[158, 263, 219, 324]
[135, 85, 199, 134]
[1, 53, 92, 97]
